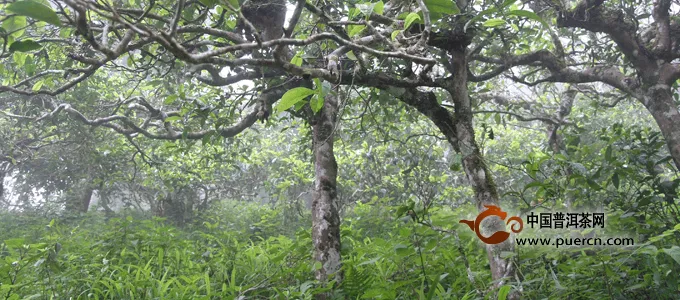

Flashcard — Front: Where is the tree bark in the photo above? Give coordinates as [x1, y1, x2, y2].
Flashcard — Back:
[446, 50, 520, 295]
[0, 166, 5, 202]
[546, 88, 576, 154]
[310, 92, 342, 295]
[555, 0, 680, 170]
[397, 49, 520, 298]
[80, 185, 95, 213]
[642, 85, 680, 170]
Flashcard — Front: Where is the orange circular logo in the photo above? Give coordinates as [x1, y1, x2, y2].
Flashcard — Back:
[459, 205, 523, 244]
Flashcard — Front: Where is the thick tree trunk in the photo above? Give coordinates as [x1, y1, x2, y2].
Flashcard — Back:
[163, 192, 186, 227]
[447, 50, 520, 294]
[398, 50, 520, 298]
[642, 85, 680, 170]
[546, 88, 576, 154]
[310, 93, 342, 294]
[0, 167, 5, 202]
[80, 185, 95, 213]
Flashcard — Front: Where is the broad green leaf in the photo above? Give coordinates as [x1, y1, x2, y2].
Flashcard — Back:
[508, 9, 548, 27]
[310, 95, 324, 113]
[391, 29, 402, 41]
[586, 179, 601, 190]
[396, 205, 410, 218]
[314, 78, 322, 94]
[7, 1, 62, 26]
[274, 87, 315, 114]
[604, 144, 613, 161]
[291, 51, 303, 66]
[311, 78, 324, 113]
[611, 173, 620, 189]
[164, 94, 178, 105]
[59, 28, 72, 38]
[404, 12, 421, 30]
[424, 0, 460, 15]
[199, 0, 218, 7]
[9, 39, 42, 52]
[394, 244, 411, 256]
[24, 54, 35, 75]
[348, 24, 365, 37]
[374, 1, 385, 15]
[483, 18, 506, 27]
[662, 246, 680, 266]
[2, 16, 27, 38]
[13, 52, 27, 67]
[356, 3, 376, 16]
[32, 80, 43, 91]
[4, 238, 25, 248]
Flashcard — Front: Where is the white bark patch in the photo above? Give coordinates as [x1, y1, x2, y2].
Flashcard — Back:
[325, 248, 341, 273]
[476, 169, 486, 181]
[663, 108, 679, 118]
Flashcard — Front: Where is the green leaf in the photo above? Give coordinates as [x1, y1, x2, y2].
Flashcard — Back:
[424, 0, 460, 15]
[31, 80, 43, 91]
[391, 29, 402, 41]
[604, 144, 612, 161]
[523, 181, 544, 191]
[7, 1, 62, 26]
[13, 52, 27, 67]
[165, 116, 182, 122]
[310, 95, 324, 113]
[348, 24, 366, 37]
[497, 285, 511, 300]
[164, 94, 178, 105]
[310, 78, 324, 113]
[508, 9, 548, 27]
[394, 244, 411, 256]
[404, 12, 421, 30]
[374, 1, 385, 15]
[9, 39, 42, 52]
[274, 87, 315, 114]
[611, 173, 620, 189]
[356, 3, 377, 16]
[586, 179, 601, 191]
[314, 78, 322, 95]
[4, 238, 25, 248]
[464, 8, 497, 32]
[2, 16, 27, 38]
[24, 54, 35, 75]
[291, 51, 304, 67]
[199, 0, 218, 7]
[500, 0, 517, 8]
[482, 18, 506, 27]
[662, 246, 680, 266]
[396, 205, 409, 218]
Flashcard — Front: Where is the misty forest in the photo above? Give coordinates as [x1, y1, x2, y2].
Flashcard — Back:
[0, 0, 679, 299]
